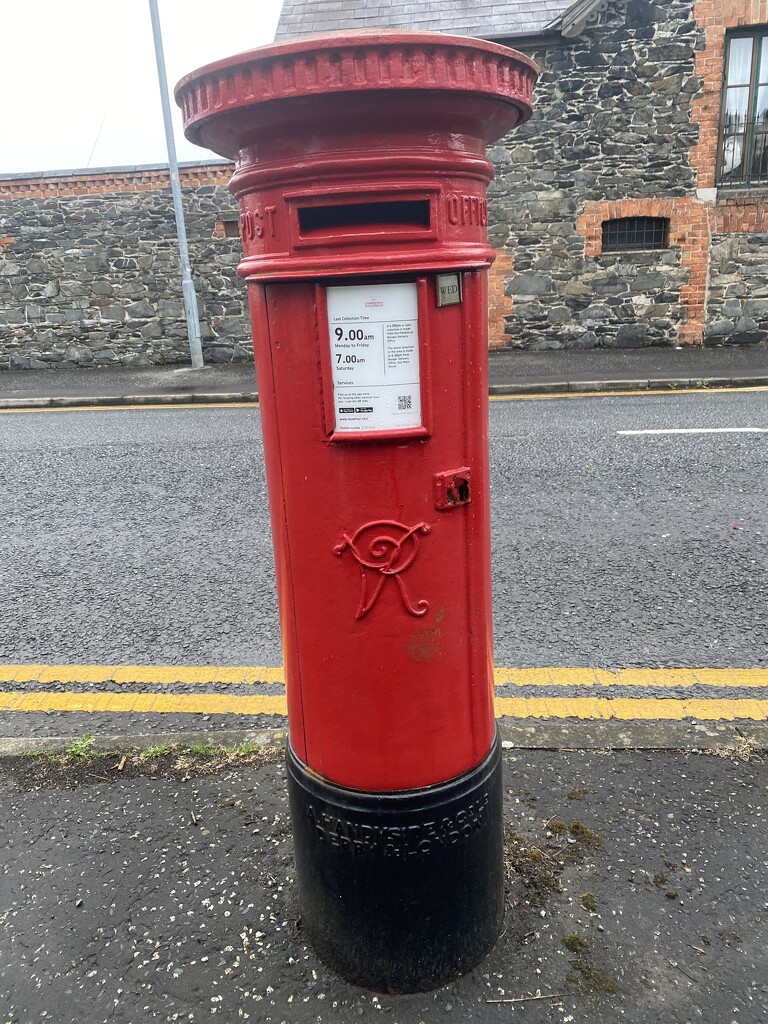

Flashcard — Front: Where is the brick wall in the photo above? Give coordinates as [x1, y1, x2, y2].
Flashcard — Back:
[576, 198, 711, 345]
[690, 0, 768, 345]
[488, 249, 515, 349]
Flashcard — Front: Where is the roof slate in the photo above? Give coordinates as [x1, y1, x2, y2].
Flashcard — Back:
[275, 0, 575, 41]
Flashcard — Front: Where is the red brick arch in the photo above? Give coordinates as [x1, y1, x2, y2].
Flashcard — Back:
[576, 198, 711, 345]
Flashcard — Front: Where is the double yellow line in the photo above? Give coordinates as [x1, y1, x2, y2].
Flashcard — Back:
[494, 666, 768, 721]
[1, 665, 767, 721]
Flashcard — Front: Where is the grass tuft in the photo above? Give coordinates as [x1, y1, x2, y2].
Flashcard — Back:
[66, 735, 96, 760]
[140, 744, 175, 759]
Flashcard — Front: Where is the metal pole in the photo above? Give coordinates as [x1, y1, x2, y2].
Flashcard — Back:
[148, 0, 205, 369]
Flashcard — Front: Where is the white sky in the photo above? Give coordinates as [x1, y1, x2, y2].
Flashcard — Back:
[3, 0, 285, 175]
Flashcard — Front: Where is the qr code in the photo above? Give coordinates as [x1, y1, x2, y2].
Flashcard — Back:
[397, 394, 413, 411]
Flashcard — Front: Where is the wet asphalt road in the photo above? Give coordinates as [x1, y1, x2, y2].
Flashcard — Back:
[490, 390, 767, 670]
[2, 389, 766, 667]
[0, 389, 766, 737]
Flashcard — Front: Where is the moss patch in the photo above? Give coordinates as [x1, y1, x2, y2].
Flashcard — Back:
[504, 830, 564, 906]
[581, 892, 598, 912]
[504, 819, 606, 909]
[568, 820, 604, 849]
[567, 960, 624, 994]
[567, 787, 589, 801]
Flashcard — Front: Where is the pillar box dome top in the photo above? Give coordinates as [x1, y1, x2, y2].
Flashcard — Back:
[175, 32, 538, 164]
[175, 34, 538, 279]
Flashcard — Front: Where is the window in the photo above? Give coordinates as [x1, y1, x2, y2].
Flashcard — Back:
[718, 31, 768, 187]
[217, 217, 241, 238]
[602, 217, 669, 253]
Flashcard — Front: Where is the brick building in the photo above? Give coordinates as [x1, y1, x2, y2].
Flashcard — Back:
[277, 0, 768, 350]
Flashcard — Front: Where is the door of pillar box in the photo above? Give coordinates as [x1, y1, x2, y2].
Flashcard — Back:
[250, 272, 495, 793]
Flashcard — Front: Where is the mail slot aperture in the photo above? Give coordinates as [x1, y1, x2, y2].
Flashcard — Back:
[298, 199, 431, 235]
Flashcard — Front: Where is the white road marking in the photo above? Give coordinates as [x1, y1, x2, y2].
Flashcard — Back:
[618, 427, 768, 435]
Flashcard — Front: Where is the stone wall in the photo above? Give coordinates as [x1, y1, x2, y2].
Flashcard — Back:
[487, 0, 768, 349]
[3, 0, 768, 365]
[507, 248, 687, 350]
[707, 232, 768, 346]
[490, 0, 704, 349]
[0, 165, 249, 370]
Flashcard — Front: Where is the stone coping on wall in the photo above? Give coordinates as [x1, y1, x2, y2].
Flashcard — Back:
[0, 161, 235, 199]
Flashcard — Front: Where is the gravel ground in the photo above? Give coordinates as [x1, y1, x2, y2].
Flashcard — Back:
[1, 747, 766, 1024]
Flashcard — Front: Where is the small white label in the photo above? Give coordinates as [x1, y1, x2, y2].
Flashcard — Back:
[327, 282, 421, 432]
[436, 273, 462, 307]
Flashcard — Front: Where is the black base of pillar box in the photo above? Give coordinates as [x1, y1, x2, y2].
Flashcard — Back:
[286, 731, 504, 993]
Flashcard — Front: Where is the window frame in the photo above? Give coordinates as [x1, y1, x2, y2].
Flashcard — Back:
[717, 29, 768, 188]
[601, 216, 670, 254]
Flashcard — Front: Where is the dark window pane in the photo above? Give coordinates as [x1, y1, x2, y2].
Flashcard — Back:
[722, 134, 746, 176]
[757, 85, 768, 124]
[751, 130, 768, 180]
[719, 31, 768, 186]
[602, 217, 670, 252]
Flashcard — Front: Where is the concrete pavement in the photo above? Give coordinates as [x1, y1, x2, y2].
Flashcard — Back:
[1, 343, 767, 408]
[1, 743, 766, 1023]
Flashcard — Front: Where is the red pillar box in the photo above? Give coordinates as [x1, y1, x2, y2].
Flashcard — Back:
[176, 34, 537, 993]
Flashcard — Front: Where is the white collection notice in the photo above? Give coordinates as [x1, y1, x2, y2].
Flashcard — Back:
[326, 282, 422, 432]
